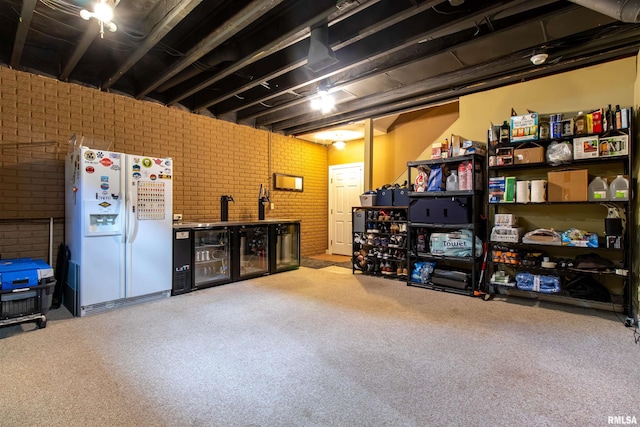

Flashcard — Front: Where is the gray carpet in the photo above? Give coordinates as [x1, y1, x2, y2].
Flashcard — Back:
[1, 266, 638, 426]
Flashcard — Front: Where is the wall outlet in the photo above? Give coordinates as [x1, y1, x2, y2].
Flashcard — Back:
[173, 213, 183, 221]
[270, 203, 275, 210]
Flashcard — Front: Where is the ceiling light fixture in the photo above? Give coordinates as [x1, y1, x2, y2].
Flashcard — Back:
[332, 141, 346, 150]
[530, 53, 548, 65]
[310, 89, 335, 115]
[80, 0, 117, 38]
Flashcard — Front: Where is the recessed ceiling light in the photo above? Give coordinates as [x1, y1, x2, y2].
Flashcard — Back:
[315, 129, 363, 141]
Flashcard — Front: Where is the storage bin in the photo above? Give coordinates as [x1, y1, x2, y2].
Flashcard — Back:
[359, 194, 376, 206]
[1, 280, 55, 320]
[431, 269, 470, 290]
[409, 197, 472, 224]
[393, 189, 409, 207]
[0, 258, 56, 323]
[0, 258, 54, 290]
[376, 189, 393, 206]
[353, 210, 365, 233]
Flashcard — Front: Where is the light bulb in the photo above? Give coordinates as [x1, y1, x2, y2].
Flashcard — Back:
[94, 2, 114, 22]
[311, 98, 323, 110]
[310, 89, 334, 114]
[321, 95, 334, 114]
[332, 141, 346, 150]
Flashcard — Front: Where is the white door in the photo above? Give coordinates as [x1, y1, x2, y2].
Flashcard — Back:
[125, 155, 173, 297]
[77, 147, 126, 307]
[329, 163, 364, 256]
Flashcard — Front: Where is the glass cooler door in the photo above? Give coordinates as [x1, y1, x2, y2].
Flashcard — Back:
[236, 225, 269, 279]
[193, 227, 231, 289]
[272, 223, 300, 273]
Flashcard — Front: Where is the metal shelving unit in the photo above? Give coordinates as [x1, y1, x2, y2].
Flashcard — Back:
[486, 110, 634, 314]
[352, 206, 409, 280]
[406, 154, 486, 295]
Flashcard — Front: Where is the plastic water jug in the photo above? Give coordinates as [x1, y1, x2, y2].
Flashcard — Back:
[587, 176, 609, 201]
[609, 175, 629, 201]
[446, 171, 459, 191]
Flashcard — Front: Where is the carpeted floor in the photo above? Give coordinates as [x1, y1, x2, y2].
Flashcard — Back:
[1, 266, 638, 426]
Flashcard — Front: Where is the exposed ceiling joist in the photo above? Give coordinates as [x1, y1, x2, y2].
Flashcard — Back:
[136, 0, 287, 99]
[10, 0, 36, 68]
[102, 0, 203, 89]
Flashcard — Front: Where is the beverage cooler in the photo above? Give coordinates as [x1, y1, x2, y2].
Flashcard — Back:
[233, 224, 269, 280]
[193, 227, 232, 289]
[172, 225, 232, 295]
[270, 222, 300, 273]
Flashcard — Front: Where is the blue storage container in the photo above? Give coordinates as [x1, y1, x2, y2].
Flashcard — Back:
[409, 196, 472, 224]
[0, 258, 54, 290]
[376, 189, 393, 206]
[0, 258, 56, 327]
[393, 189, 409, 206]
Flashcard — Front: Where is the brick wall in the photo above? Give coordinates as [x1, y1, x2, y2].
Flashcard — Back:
[0, 67, 328, 263]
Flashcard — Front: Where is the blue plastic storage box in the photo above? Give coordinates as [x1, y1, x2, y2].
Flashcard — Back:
[0, 258, 54, 290]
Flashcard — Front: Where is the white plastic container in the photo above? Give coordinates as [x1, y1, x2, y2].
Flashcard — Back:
[609, 175, 629, 201]
[446, 170, 459, 191]
[588, 176, 609, 201]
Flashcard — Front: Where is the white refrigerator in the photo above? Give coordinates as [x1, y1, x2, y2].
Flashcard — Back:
[64, 146, 173, 316]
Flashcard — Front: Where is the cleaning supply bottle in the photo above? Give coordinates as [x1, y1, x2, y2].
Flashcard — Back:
[446, 170, 459, 191]
[587, 176, 609, 201]
[609, 175, 629, 201]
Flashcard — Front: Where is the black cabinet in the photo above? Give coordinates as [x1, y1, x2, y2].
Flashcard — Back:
[486, 111, 633, 314]
[172, 221, 300, 295]
[352, 206, 408, 279]
[406, 154, 486, 295]
[172, 227, 193, 295]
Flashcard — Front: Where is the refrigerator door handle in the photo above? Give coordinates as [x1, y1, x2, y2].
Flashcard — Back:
[126, 188, 139, 244]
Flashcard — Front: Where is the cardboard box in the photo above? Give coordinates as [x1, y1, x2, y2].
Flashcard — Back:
[488, 177, 505, 203]
[494, 214, 518, 227]
[514, 144, 544, 165]
[589, 110, 603, 134]
[490, 226, 524, 243]
[431, 143, 442, 159]
[572, 136, 599, 160]
[547, 169, 588, 202]
[599, 135, 628, 157]
[510, 113, 539, 143]
[495, 147, 513, 166]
